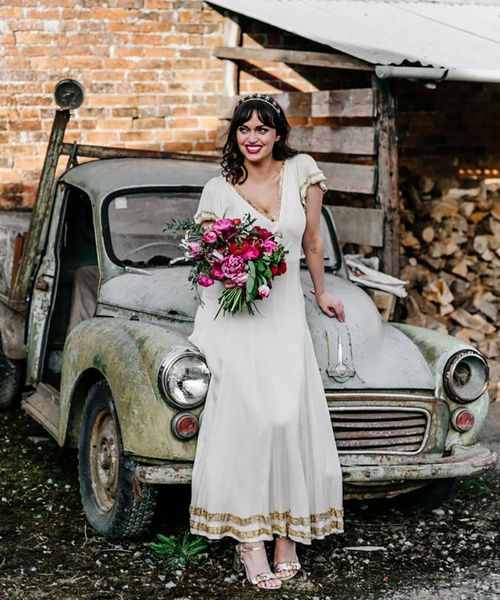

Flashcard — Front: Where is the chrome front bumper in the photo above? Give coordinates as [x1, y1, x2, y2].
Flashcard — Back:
[135, 443, 496, 485]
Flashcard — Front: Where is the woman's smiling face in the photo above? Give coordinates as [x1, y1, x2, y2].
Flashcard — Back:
[236, 111, 280, 163]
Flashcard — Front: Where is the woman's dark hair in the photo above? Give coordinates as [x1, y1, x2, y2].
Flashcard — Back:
[221, 95, 298, 184]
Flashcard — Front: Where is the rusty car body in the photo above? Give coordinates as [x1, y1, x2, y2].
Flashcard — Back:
[0, 81, 495, 538]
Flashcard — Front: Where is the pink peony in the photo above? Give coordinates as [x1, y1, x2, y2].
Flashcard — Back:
[262, 239, 278, 253]
[203, 229, 218, 244]
[258, 284, 270, 298]
[221, 254, 245, 280]
[197, 274, 214, 287]
[212, 218, 234, 233]
[232, 271, 248, 286]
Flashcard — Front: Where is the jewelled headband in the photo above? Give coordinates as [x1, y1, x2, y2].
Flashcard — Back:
[236, 93, 281, 115]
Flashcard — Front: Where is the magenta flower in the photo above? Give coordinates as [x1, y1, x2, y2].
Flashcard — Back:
[221, 254, 245, 280]
[213, 218, 234, 233]
[211, 263, 224, 280]
[203, 229, 218, 244]
[197, 274, 214, 287]
[242, 246, 260, 260]
[258, 284, 270, 298]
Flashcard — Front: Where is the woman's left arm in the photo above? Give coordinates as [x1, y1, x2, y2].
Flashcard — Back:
[301, 183, 345, 321]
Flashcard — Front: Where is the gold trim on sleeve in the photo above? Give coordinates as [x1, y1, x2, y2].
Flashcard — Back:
[299, 171, 328, 211]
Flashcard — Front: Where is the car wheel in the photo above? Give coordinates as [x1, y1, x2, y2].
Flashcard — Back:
[0, 338, 22, 411]
[404, 478, 458, 510]
[78, 380, 158, 539]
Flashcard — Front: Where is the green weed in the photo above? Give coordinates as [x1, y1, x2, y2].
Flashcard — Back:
[149, 531, 208, 568]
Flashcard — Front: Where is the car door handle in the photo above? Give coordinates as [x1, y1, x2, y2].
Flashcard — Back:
[35, 277, 50, 292]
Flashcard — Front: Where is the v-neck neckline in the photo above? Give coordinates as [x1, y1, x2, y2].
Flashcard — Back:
[228, 159, 286, 224]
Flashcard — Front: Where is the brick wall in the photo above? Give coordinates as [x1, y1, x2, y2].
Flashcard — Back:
[0, 0, 225, 209]
[1, 3, 499, 210]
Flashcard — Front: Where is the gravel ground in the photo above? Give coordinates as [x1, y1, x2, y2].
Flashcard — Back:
[0, 406, 498, 600]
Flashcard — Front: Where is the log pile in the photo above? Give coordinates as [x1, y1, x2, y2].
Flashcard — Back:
[398, 172, 499, 401]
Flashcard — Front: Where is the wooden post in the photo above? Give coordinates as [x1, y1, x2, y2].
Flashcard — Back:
[222, 16, 241, 98]
[373, 76, 400, 277]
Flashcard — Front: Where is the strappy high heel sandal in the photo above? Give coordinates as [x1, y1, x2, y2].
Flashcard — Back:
[233, 542, 283, 589]
[273, 537, 302, 581]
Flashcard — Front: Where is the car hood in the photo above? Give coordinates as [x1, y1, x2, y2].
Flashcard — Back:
[98, 268, 434, 390]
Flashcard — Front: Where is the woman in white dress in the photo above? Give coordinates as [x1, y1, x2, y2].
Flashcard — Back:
[187, 93, 345, 590]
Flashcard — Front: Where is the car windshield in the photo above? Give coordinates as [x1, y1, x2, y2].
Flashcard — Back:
[106, 190, 340, 268]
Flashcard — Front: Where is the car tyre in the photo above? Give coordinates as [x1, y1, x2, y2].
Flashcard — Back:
[78, 380, 158, 539]
[0, 336, 22, 411]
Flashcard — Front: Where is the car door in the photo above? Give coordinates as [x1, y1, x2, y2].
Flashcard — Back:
[26, 184, 67, 385]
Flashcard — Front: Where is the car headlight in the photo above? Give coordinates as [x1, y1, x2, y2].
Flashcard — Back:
[443, 350, 488, 403]
[158, 350, 210, 408]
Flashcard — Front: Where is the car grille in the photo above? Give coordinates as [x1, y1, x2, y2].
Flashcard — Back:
[329, 406, 430, 455]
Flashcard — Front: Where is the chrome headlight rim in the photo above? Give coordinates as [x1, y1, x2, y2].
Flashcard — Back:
[444, 349, 489, 404]
[158, 349, 210, 409]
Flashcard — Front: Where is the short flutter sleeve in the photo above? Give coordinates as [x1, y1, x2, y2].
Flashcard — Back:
[193, 177, 224, 225]
[297, 153, 328, 210]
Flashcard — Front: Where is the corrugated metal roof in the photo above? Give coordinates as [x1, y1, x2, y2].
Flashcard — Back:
[209, 0, 500, 71]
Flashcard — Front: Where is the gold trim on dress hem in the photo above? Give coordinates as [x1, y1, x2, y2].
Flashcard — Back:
[189, 518, 344, 542]
[189, 505, 343, 527]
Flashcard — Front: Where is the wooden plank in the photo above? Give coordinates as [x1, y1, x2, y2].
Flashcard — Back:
[222, 16, 241, 97]
[290, 126, 375, 155]
[216, 124, 375, 154]
[327, 206, 384, 247]
[373, 76, 400, 276]
[213, 46, 373, 71]
[319, 162, 376, 194]
[219, 89, 374, 119]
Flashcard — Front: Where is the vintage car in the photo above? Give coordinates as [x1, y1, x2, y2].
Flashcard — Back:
[0, 81, 495, 539]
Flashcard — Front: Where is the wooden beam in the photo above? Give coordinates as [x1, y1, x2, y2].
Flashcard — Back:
[213, 46, 373, 71]
[373, 76, 400, 276]
[327, 206, 384, 247]
[219, 89, 375, 119]
[319, 162, 376, 195]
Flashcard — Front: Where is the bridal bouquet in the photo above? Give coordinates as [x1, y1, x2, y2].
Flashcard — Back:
[164, 213, 288, 318]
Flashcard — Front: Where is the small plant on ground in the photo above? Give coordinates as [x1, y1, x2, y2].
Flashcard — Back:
[149, 531, 208, 568]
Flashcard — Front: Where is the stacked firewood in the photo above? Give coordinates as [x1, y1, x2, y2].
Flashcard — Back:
[398, 171, 499, 401]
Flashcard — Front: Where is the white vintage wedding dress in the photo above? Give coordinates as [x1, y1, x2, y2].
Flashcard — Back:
[187, 153, 343, 544]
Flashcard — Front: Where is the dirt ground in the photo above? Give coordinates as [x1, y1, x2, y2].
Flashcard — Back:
[0, 406, 499, 600]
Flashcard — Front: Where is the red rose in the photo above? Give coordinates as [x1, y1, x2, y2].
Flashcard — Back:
[270, 265, 279, 276]
[230, 240, 249, 255]
[232, 218, 241, 225]
[278, 262, 287, 274]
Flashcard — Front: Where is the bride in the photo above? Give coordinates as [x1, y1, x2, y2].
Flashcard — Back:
[187, 93, 345, 590]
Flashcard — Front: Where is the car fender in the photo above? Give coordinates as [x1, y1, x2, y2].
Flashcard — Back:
[392, 323, 490, 447]
[60, 317, 202, 460]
